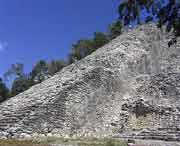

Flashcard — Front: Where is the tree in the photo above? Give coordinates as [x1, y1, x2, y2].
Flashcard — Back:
[109, 20, 123, 39]
[31, 60, 49, 83]
[4, 63, 33, 96]
[93, 32, 109, 49]
[68, 33, 110, 64]
[0, 78, 9, 102]
[4, 63, 24, 80]
[48, 60, 66, 75]
[145, 16, 154, 23]
[11, 75, 32, 96]
[118, 0, 180, 40]
[157, 0, 180, 37]
[68, 39, 94, 63]
[118, 0, 159, 25]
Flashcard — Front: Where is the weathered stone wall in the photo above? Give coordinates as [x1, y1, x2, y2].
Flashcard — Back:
[0, 24, 180, 140]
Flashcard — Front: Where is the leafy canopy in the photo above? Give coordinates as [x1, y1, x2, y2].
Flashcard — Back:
[0, 78, 9, 102]
[118, 0, 180, 37]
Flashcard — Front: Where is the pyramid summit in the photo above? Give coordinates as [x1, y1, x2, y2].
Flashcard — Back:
[0, 24, 180, 141]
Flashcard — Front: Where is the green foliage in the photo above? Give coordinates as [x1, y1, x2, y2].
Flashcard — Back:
[174, 19, 180, 36]
[3, 63, 33, 97]
[119, 0, 162, 25]
[68, 39, 94, 63]
[157, 0, 180, 37]
[145, 16, 154, 23]
[118, 0, 155, 25]
[31, 60, 49, 83]
[11, 75, 32, 96]
[48, 60, 66, 75]
[109, 21, 123, 39]
[68, 32, 109, 64]
[93, 32, 109, 49]
[118, 0, 180, 40]
[3, 60, 67, 97]
[4, 63, 24, 80]
[0, 78, 9, 102]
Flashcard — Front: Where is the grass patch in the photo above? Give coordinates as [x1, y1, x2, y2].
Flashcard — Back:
[0, 139, 51, 146]
[44, 137, 128, 146]
[0, 137, 128, 146]
[104, 139, 127, 146]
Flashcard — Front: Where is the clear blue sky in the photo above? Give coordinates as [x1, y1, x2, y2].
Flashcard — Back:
[0, 0, 119, 77]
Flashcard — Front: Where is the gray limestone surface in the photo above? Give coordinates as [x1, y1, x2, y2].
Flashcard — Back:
[0, 24, 180, 142]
